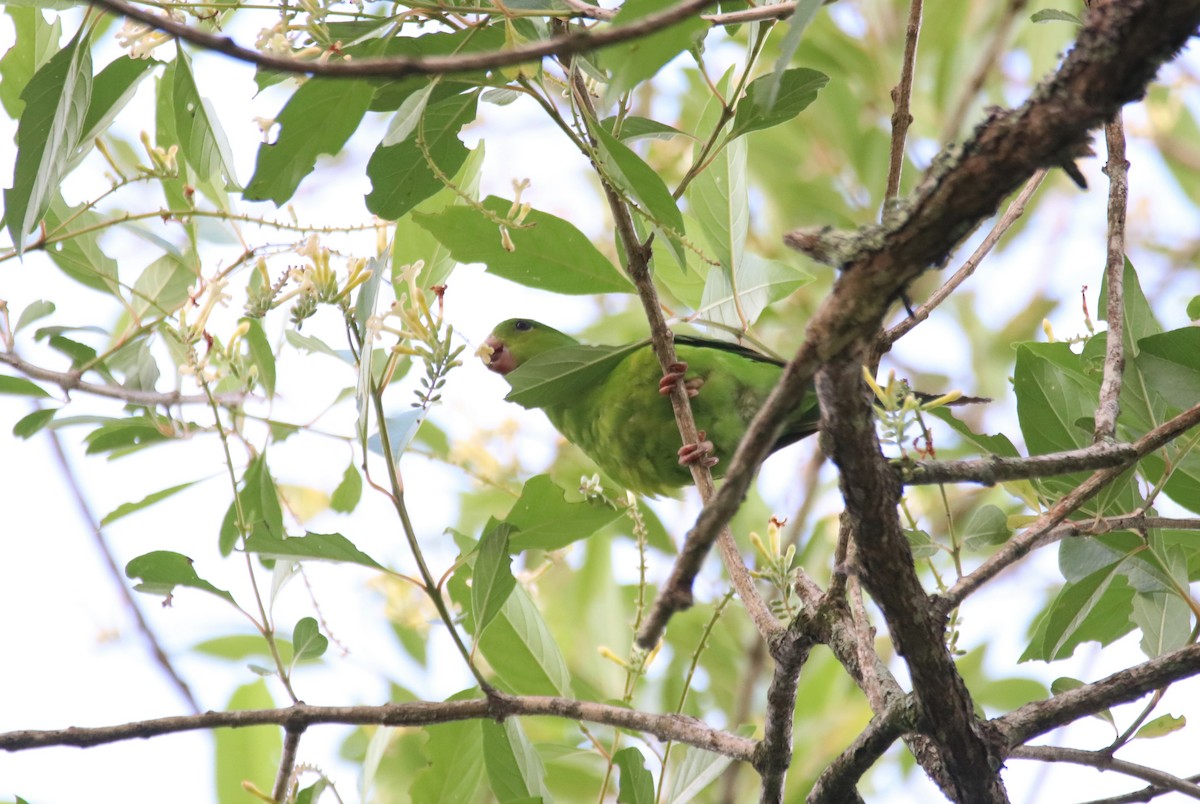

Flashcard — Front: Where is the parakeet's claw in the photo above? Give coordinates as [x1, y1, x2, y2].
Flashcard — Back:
[659, 363, 704, 398]
[678, 431, 718, 468]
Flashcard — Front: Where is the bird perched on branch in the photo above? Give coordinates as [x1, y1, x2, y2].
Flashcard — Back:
[480, 318, 821, 497]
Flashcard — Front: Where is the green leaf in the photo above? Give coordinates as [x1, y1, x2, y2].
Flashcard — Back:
[13, 407, 56, 438]
[244, 76, 374, 204]
[480, 718, 550, 802]
[601, 0, 709, 102]
[1099, 257, 1162, 350]
[1021, 566, 1134, 662]
[394, 143, 485, 291]
[100, 480, 202, 526]
[42, 196, 120, 295]
[366, 408, 427, 462]
[413, 195, 632, 295]
[731, 67, 829, 139]
[4, 30, 91, 252]
[504, 475, 625, 552]
[330, 464, 363, 513]
[215, 681, 279, 801]
[0, 7, 62, 118]
[125, 550, 236, 605]
[615, 747, 655, 804]
[83, 417, 172, 455]
[1031, 8, 1082, 25]
[601, 115, 690, 142]
[1132, 591, 1191, 658]
[666, 744, 734, 804]
[590, 120, 686, 269]
[14, 299, 55, 333]
[698, 255, 810, 331]
[173, 50, 239, 188]
[1134, 327, 1200, 411]
[243, 530, 384, 570]
[193, 635, 295, 663]
[76, 55, 156, 159]
[473, 520, 517, 639]
[961, 504, 1012, 551]
[503, 340, 647, 408]
[1187, 295, 1200, 321]
[1134, 713, 1186, 740]
[366, 91, 479, 220]
[292, 616, 329, 662]
[904, 528, 937, 559]
[242, 317, 276, 397]
[131, 254, 194, 320]
[0, 375, 51, 397]
[761, 0, 824, 108]
[410, 690, 485, 802]
[925, 407, 1020, 457]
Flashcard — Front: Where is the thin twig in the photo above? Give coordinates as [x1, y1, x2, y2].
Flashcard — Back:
[884, 0, 924, 200]
[881, 169, 1047, 349]
[902, 440, 1136, 486]
[87, 0, 719, 78]
[1077, 773, 1200, 804]
[1094, 110, 1129, 442]
[37, 404, 200, 714]
[568, 70, 782, 646]
[0, 694, 758, 760]
[0, 351, 241, 408]
[940, 0, 1027, 143]
[1008, 746, 1200, 799]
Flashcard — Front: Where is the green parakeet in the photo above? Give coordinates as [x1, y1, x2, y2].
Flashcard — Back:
[482, 318, 820, 497]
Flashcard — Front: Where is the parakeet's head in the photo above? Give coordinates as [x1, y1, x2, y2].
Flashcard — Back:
[481, 319, 578, 375]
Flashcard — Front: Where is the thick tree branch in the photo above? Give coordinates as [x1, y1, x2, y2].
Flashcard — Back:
[645, 0, 1200, 646]
[806, 698, 916, 804]
[996, 642, 1200, 746]
[0, 693, 757, 760]
[817, 356, 1007, 802]
[273, 727, 305, 802]
[87, 0, 719, 78]
[1009, 745, 1200, 799]
[936, 400, 1200, 613]
[754, 616, 816, 803]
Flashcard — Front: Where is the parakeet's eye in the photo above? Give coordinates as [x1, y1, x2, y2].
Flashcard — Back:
[514, 320, 533, 331]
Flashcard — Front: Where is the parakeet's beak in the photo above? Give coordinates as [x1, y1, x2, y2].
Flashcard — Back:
[482, 336, 516, 375]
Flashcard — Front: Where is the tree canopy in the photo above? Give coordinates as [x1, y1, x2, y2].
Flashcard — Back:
[3, 1, 1200, 802]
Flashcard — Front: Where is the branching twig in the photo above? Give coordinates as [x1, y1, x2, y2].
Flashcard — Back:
[0, 694, 758, 760]
[86, 0, 719, 78]
[1009, 745, 1200, 799]
[1095, 110, 1130, 442]
[0, 351, 241, 408]
[881, 169, 1047, 349]
[38, 404, 200, 714]
[940, 0, 1028, 143]
[936, 400, 1200, 613]
[996, 643, 1200, 746]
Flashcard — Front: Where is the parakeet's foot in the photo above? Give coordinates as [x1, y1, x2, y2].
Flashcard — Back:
[659, 362, 704, 398]
[678, 431, 718, 468]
